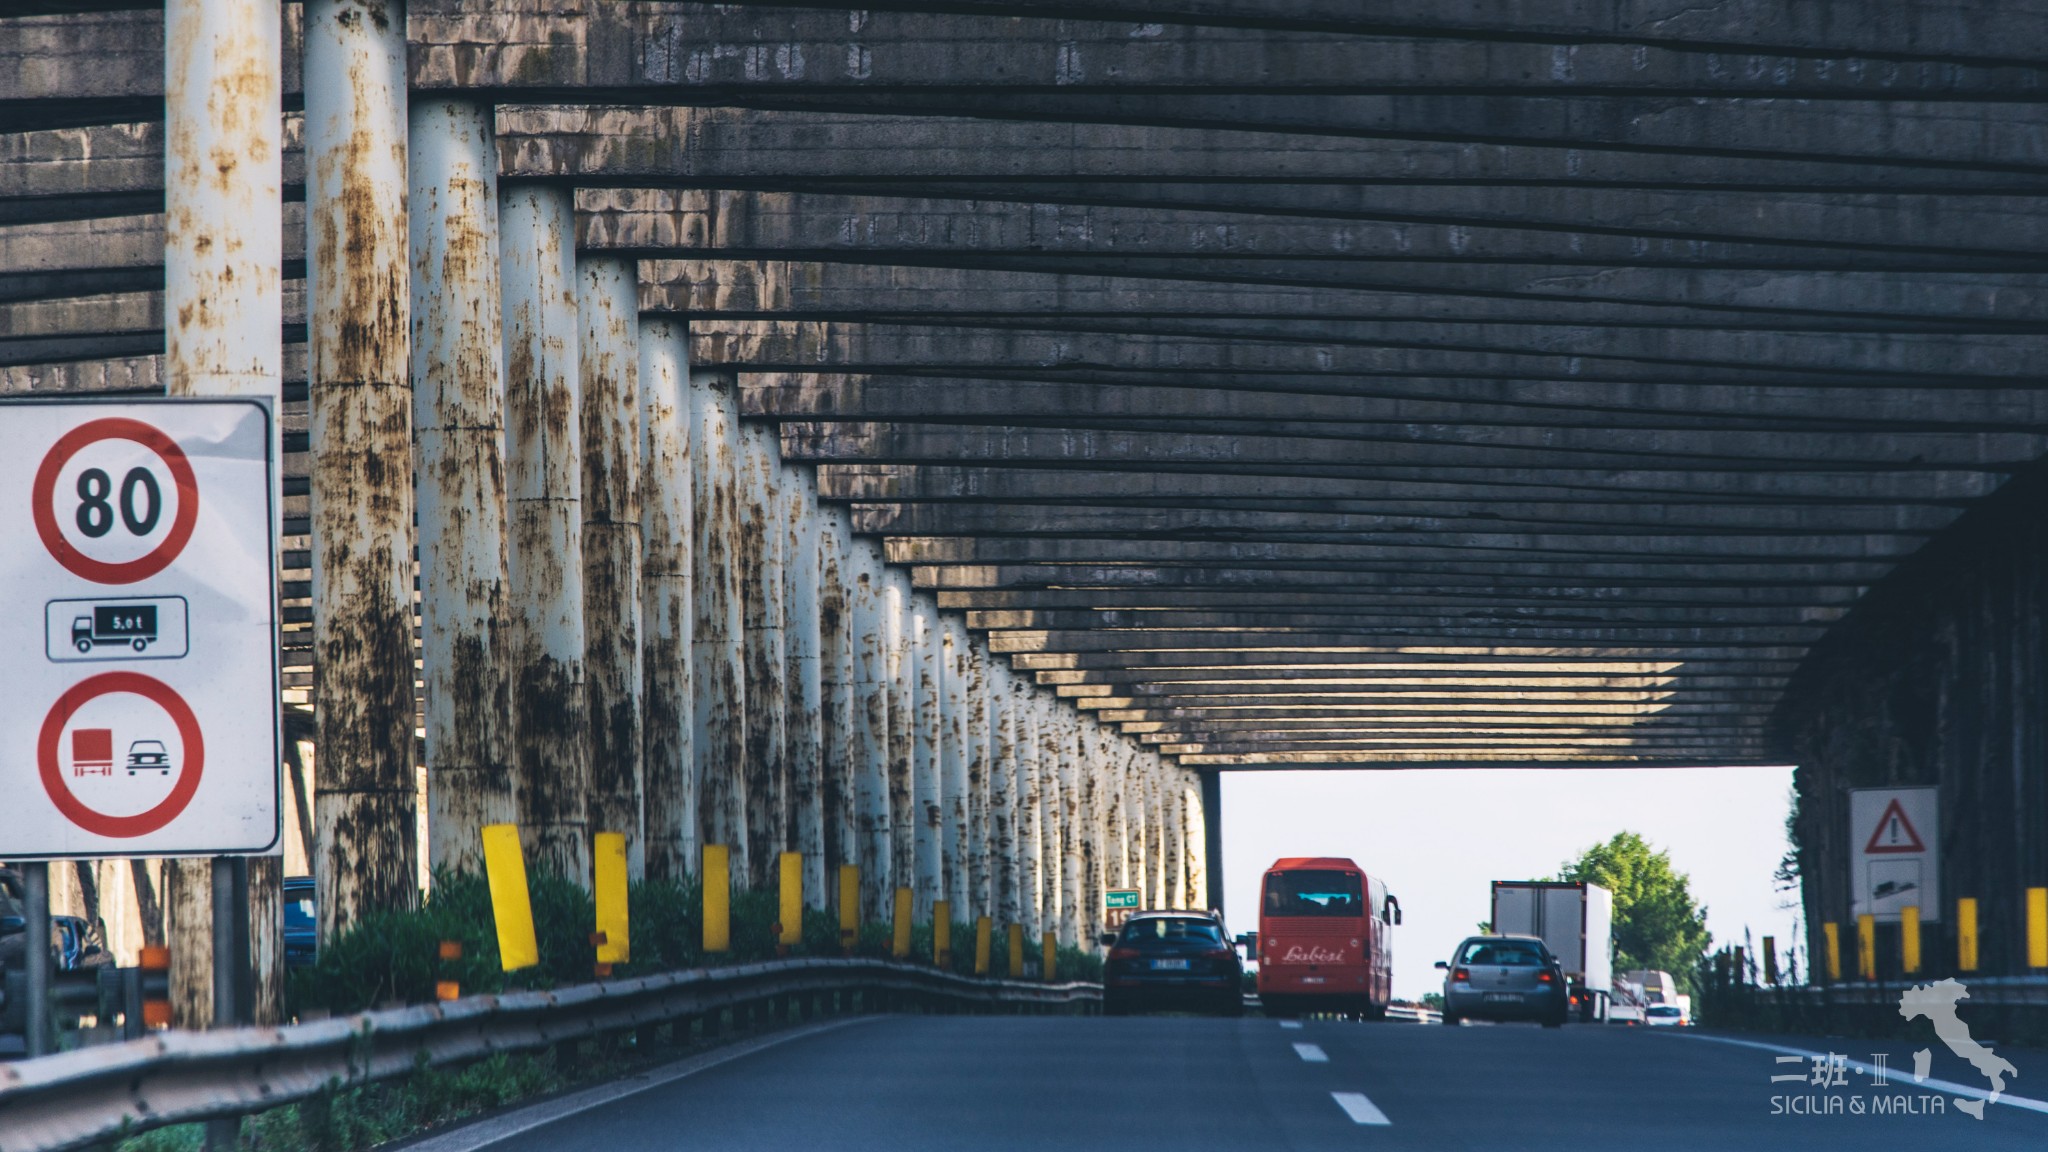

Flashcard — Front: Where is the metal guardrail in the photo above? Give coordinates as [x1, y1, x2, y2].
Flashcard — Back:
[0, 957, 1099, 1152]
[1733, 975, 2048, 1007]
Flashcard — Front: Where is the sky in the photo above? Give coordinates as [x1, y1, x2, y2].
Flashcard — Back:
[1219, 766, 1801, 1001]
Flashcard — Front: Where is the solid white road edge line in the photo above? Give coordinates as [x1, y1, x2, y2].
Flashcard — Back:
[396, 1015, 879, 1152]
[1331, 1091, 1391, 1125]
[1667, 1030, 2048, 1115]
[1279, 1020, 1303, 1030]
[1293, 1042, 1329, 1063]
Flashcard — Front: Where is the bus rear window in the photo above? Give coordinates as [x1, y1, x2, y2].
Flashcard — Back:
[1263, 870, 1364, 918]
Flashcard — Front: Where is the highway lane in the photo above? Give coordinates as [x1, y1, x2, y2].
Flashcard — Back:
[460, 1015, 2048, 1151]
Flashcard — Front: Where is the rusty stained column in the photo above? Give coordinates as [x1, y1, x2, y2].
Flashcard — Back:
[1009, 677, 1040, 939]
[817, 508, 858, 892]
[911, 597, 944, 921]
[940, 616, 970, 916]
[885, 570, 916, 898]
[1078, 717, 1104, 948]
[305, 0, 419, 940]
[1164, 763, 1188, 910]
[638, 318, 694, 880]
[850, 536, 892, 919]
[1055, 704, 1081, 948]
[785, 469, 826, 908]
[410, 98, 514, 875]
[737, 423, 788, 887]
[499, 183, 589, 880]
[1144, 753, 1167, 910]
[163, 0, 282, 1027]
[1036, 694, 1061, 944]
[981, 650, 1008, 924]
[1122, 744, 1145, 907]
[690, 370, 747, 883]
[1103, 730, 1130, 897]
[1184, 771, 1210, 912]
[578, 257, 643, 876]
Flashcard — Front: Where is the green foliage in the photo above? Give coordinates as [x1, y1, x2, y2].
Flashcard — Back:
[1557, 831, 1711, 993]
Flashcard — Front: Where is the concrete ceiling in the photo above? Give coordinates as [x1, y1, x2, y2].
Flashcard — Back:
[5, 0, 2043, 768]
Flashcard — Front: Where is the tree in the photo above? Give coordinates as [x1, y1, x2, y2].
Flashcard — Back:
[1557, 832, 1711, 990]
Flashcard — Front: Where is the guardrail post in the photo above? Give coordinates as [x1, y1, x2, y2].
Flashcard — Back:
[934, 900, 952, 968]
[1958, 898, 1979, 972]
[705, 845, 732, 953]
[975, 916, 993, 977]
[482, 824, 540, 971]
[1042, 930, 1057, 983]
[2028, 888, 2047, 969]
[1899, 907, 1920, 975]
[1821, 921, 1841, 982]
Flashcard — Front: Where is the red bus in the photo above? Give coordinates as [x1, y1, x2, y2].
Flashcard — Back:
[1248, 857, 1400, 1019]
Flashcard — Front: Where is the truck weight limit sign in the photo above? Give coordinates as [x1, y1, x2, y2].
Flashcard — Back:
[2, 400, 279, 857]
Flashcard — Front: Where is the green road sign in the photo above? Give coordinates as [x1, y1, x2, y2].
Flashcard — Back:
[1105, 889, 1141, 909]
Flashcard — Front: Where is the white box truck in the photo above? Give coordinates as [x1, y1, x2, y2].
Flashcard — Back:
[1492, 881, 1614, 1022]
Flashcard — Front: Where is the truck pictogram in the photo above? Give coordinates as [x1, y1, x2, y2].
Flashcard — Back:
[71, 604, 158, 653]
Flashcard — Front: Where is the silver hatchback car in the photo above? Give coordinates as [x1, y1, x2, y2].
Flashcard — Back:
[1436, 934, 1569, 1027]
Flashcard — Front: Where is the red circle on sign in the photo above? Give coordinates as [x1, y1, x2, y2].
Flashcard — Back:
[37, 672, 206, 838]
[32, 418, 200, 584]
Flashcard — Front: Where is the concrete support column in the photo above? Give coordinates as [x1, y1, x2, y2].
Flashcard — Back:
[578, 258, 643, 876]
[737, 424, 787, 887]
[690, 371, 747, 884]
[164, 0, 283, 1026]
[885, 571, 916, 896]
[785, 472, 825, 908]
[941, 617, 970, 915]
[818, 509, 857, 890]
[1109, 736, 1132, 895]
[637, 318, 693, 880]
[1164, 766, 1187, 910]
[410, 98, 513, 876]
[1056, 706, 1081, 948]
[1078, 718, 1103, 948]
[1145, 755, 1167, 909]
[306, 0, 419, 931]
[986, 655, 1012, 924]
[500, 183, 588, 880]
[1125, 745, 1146, 906]
[850, 538, 892, 919]
[1191, 771, 1216, 912]
[911, 597, 943, 920]
[1039, 697, 1062, 942]
[1012, 681, 1041, 939]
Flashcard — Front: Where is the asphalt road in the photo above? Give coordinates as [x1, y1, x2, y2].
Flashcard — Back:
[461, 1015, 2048, 1151]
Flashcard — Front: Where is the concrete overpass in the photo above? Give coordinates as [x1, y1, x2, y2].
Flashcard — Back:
[3, 0, 2047, 1015]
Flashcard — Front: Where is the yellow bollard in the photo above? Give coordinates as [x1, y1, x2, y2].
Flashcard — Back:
[1959, 898, 1980, 972]
[704, 845, 731, 954]
[1042, 931, 1057, 983]
[2029, 888, 2048, 969]
[1822, 921, 1841, 982]
[480, 824, 539, 971]
[1761, 936, 1777, 985]
[838, 865, 860, 951]
[779, 851, 804, 948]
[892, 887, 913, 959]
[1007, 923, 1025, 979]
[1901, 906, 1921, 974]
[975, 916, 992, 976]
[934, 900, 952, 967]
[1856, 914, 1876, 981]
[594, 832, 630, 965]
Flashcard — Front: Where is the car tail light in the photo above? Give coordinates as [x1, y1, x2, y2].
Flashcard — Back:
[1537, 971, 1553, 983]
[1452, 967, 1470, 983]
[1109, 946, 1140, 962]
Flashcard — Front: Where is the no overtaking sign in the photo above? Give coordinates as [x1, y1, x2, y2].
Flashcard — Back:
[1, 400, 280, 857]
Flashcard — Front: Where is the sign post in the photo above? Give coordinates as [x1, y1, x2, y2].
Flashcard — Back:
[1, 400, 280, 859]
[1849, 786, 1939, 923]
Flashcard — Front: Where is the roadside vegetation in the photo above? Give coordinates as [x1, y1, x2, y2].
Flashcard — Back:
[1555, 831, 1712, 995]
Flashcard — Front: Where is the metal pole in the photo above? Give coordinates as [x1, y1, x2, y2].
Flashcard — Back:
[787, 473, 826, 908]
[410, 97, 515, 875]
[164, 0, 282, 1030]
[22, 862, 51, 1058]
[691, 369, 748, 883]
[738, 423, 788, 887]
[912, 597, 943, 921]
[851, 537, 892, 920]
[639, 317, 695, 881]
[501, 182, 590, 880]
[579, 256, 645, 877]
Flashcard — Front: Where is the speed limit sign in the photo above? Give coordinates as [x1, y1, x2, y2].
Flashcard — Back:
[0, 399, 279, 857]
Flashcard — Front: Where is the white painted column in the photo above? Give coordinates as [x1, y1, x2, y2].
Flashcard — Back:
[885, 570, 917, 895]
[912, 597, 943, 921]
[1012, 679, 1041, 938]
[981, 651, 1007, 923]
[737, 424, 787, 887]
[1184, 771, 1209, 912]
[578, 257, 643, 876]
[941, 617, 970, 915]
[637, 318, 694, 880]
[786, 470, 825, 908]
[818, 509, 857, 894]
[1057, 706, 1081, 948]
[690, 370, 747, 883]
[850, 537, 893, 920]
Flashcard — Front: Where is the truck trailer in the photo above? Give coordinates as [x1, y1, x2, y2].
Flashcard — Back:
[1492, 881, 1613, 1022]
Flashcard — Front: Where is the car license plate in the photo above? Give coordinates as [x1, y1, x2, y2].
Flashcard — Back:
[1484, 992, 1521, 1003]
[1300, 976, 1327, 984]
[1151, 958, 1189, 971]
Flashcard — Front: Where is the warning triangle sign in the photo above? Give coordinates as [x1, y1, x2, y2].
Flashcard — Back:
[1865, 798, 1927, 855]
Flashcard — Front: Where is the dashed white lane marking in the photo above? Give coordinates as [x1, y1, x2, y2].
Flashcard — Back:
[1331, 1091, 1392, 1126]
[1279, 1020, 1303, 1030]
[1293, 1042, 1329, 1063]
[1668, 1031, 2048, 1116]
